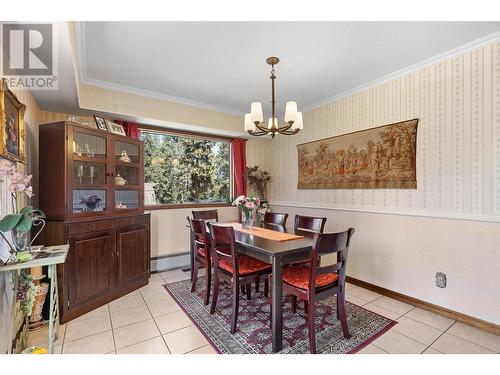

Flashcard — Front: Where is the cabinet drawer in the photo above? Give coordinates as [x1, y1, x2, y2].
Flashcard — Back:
[68, 219, 115, 236]
[115, 215, 149, 228]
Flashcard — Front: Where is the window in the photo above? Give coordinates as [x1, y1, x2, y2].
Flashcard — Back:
[141, 129, 232, 206]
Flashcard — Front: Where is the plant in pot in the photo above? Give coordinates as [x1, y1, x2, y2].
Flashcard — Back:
[0, 160, 46, 263]
[247, 165, 272, 223]
[246, 165, 270, 200]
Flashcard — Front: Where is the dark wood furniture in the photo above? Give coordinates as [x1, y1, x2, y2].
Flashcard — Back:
[192, 209, 219, 221]
[208, 223, 271, 334]
[188, 218, 212, 305]
[263, 212, 288, 229]
[189, 210, 218, 282]
[255, 212, 290, 293]
[37, 121, 150, 323]
[294, 215, 327, 235]
[272, 229, 355, 353]
[288, 215, 327, 267]
[226, 226, 315, 352]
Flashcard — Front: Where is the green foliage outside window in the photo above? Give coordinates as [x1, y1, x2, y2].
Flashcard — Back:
[142, 131, 231, 205]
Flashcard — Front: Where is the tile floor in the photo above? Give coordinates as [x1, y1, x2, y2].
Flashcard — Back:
[27, 269, 500, 354]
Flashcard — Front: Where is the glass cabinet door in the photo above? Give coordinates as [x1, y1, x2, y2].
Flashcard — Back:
[70, 130, 109, 216]
[73, 131, 107, 159]
[113, 140, 142, 211]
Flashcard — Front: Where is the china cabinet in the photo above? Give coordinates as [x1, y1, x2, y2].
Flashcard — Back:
[37, 121, 150, 323]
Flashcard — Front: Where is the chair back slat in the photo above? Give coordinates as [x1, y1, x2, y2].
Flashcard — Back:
[208, 223, 238, 272]
[192, 209, 219, 222]
[309, 228, 355, 291]
[263, 212, 288, 227]
[187, 217, 211, 260]
[316, 262, 343, 275]
[294, 215, 327, 234]
[262, 222, 286, 232]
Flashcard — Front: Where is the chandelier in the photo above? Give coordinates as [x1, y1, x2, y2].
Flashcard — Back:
[245, 57, 303, 138]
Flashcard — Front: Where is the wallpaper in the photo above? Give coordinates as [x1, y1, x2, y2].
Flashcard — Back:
[267, 40, 500, 221]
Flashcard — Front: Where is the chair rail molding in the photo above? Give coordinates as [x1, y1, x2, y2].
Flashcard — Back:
[270, 201, 500, 224]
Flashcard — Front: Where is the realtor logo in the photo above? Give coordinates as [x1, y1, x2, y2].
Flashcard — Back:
[1, 23, 58, 89]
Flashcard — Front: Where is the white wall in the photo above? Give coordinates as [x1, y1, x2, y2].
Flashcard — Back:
[266, 40, 500, 325]
[147, 206, 239, 258]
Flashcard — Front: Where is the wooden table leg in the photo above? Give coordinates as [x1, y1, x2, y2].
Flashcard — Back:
[271, 256, 283, 353]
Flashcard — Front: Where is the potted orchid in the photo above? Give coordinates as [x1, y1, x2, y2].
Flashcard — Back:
[0, 159, 46, 263]
[232, 195, 260, 229]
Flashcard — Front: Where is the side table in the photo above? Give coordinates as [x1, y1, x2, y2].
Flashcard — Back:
[0, 245, 69, 354]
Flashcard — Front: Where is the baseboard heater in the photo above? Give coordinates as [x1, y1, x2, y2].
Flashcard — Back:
[151, 252, 190, 273]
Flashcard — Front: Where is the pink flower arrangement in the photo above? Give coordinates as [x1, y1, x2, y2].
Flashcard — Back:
[232, 195, 260, 212]
[0, 159, 35, 210]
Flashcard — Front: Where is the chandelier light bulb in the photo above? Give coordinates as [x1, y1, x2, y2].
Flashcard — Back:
[267, 117, 278, 129]
[250, 102, 263, 123]
[284, 101, 298, 123]
[244, 113, 256, 131]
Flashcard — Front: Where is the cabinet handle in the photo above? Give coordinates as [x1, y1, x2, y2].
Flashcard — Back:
[89, 224, 96, 230]
[130, 218, 135, 224]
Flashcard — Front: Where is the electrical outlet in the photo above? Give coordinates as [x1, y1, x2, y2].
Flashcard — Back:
[435, 272, 447, 288]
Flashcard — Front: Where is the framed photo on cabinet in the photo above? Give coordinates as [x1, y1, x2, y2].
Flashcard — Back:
[0, 79, 26, 163]
[107, 121, 127, 136]
[94, 115, 109, 131]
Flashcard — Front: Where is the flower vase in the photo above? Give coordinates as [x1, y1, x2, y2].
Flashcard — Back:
[12, 228, 29, 252]
[242, 209, 254, 229]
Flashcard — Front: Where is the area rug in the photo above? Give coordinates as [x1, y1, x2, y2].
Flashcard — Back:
[164, 279, 396, 354]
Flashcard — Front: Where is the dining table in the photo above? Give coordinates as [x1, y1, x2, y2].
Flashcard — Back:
[189, 221, 315, 353]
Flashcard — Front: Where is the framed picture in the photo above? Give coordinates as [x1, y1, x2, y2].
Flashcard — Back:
[94, 115, 108, 131]
[0, 79, 26, 163]
[107, 121, 127, 136]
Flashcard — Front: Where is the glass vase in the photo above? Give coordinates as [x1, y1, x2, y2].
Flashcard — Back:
[9, 228, 30, 261]
[12, 229, 30, 252]
[242, 209, 254, 229]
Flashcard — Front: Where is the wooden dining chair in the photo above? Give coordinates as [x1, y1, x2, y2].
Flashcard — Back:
[187, 217, 212, 305]
[192, 209, 219, 222]
[294, 214, 327, 235]
[263, 212, 289, 228]
[270, 228, 355, 353]
[208, 223, 272, 334]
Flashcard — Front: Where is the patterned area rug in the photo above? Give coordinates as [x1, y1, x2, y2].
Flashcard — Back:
[164, 279, 396, 354]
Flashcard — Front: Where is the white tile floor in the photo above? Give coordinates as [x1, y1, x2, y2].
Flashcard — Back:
[27, 269, 500, 354]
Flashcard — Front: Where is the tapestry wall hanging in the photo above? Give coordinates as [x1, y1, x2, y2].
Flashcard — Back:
[297, 118, 418, 189]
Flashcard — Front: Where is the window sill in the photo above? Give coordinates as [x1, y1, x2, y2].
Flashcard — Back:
[145, 202, 233, 210]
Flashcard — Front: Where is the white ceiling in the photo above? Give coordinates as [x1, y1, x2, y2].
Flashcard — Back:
[44, 22, 500, 117]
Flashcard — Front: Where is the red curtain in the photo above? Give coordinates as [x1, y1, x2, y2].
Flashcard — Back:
[125, 123, 140, 139]
[232, 138, 247, 197]
[115, 120, 141, 140]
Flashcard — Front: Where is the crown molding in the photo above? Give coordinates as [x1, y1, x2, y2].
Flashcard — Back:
[74, 22, 500, 119]
[270, 201, 500, 224]
[74, 22, 244, 117]
[301, 30, 500, 112]
[79, 77, 245, 116]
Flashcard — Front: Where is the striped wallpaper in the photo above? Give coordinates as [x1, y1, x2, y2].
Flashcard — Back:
[265, 40, 500, 222]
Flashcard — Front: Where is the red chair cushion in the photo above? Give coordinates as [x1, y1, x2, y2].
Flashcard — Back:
[218, 254, 271, 275]
[282, 265, 338, 290]
[197, 246, 207, 258]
